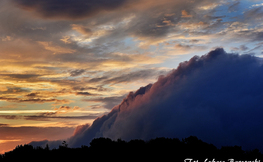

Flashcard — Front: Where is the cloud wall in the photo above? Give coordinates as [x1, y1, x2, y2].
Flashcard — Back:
[12, 0, 132, 19]
[33, 48, 263, 151]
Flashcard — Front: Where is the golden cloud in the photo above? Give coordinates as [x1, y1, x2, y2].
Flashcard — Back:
[38, 41, 76, 54]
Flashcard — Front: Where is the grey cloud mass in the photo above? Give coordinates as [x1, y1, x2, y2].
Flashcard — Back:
[12, 0, 133, 19]
[32, 48, 263, 151]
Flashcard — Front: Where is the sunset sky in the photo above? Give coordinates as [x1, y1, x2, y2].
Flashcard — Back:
[1, 0, 263, 153]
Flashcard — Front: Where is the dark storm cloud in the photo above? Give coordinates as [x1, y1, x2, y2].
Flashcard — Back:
[73, 123, 90, 136]
[53, 48, 263, 151]
[12, 0, 132, 19]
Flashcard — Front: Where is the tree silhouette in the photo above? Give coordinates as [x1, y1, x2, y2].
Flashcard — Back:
[62, 141, 68, 148]
[45, 144, 49, 151]
[1, 136, 262, 161]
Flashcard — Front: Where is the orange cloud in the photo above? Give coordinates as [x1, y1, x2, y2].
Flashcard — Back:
[37, 41, 76, 54]
[181, 10, 193, 18]
[54, 106, 80, 113]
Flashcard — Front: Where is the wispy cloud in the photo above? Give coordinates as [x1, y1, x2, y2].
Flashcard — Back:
[0, 97, 71, 104]
[0, 110, 56, 114]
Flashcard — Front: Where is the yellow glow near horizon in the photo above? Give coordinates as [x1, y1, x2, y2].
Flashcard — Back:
[0, 110, 56, 114]
[0, 109, 108, 114]
[0, 140, 21, 144]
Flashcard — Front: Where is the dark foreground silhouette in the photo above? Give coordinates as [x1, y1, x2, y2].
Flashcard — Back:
[0, 136, 262, 162]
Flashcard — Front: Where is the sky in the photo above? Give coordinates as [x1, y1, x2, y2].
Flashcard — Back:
[1, 0, 263, 153]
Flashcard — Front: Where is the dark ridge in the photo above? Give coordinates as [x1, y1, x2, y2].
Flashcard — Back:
[1, 136, 262, 161]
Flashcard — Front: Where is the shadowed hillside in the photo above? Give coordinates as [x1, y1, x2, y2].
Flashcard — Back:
[1, 136, 262, 162]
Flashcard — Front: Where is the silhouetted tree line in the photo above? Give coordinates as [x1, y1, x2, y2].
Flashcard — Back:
[0, 136, 262, 162]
